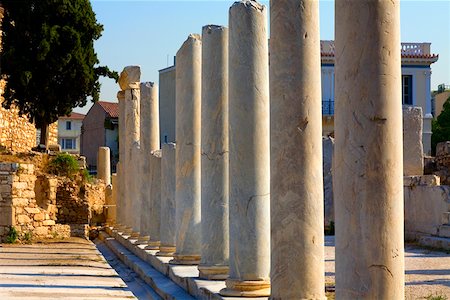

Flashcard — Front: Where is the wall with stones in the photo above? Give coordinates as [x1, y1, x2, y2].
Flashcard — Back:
[0, 160, 105, 242]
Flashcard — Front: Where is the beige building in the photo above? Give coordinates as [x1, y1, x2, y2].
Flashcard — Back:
[57, 112, 84, 154]
[321, 41, 438, 154]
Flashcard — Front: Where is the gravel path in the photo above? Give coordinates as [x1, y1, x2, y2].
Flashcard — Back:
[325, 236, 450, 299]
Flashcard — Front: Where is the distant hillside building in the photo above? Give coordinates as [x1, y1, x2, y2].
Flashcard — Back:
[57, 112, 84, 154]
[81, 101, 118, 171]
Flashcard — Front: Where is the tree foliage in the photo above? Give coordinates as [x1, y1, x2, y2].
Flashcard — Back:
[1, 0, 118, 130]
[432, 95, 450, 155]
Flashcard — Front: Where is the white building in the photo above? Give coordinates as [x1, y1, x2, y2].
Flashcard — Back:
[57, 112, 85, 154]
[320, 41, 438, 154]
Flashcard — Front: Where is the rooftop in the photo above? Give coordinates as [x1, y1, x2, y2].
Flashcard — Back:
[59, 112, 85, 120]
[97, 101, 119, 118]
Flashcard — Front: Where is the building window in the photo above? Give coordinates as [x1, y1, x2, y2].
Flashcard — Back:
[66, 121, 72, 130]
[61, 138, 75, 150]
[402, 75, 413, 105]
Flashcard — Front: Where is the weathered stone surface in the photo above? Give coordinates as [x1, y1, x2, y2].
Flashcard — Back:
[221, 1, 270, 297]
[405, 183, 450, 238]
[270, 1, 325, 297]
[117, 91, 126, 228]
[335, 0, 405, 298]
[139, 81, 160, 243]
[158, 143, 176, 257]
[171, 34, 202, 265]
[323, 137, 335, 227]
[198, 24, 229, 280]
[118, 66, 141, 90]
[403, 106, 424, 176]
[97, 147, 111, 185]
[147, 151, 162, 249]
[121, 68, 141, 235]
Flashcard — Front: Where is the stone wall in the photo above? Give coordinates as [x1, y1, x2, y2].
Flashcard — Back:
[0, 160, 105, 242]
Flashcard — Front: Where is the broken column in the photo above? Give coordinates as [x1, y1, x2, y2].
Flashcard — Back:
[335, 0, 405, 298]
[139, 82, 160, 244]
[106, 173, 117, 226]
[119, 66, 141, 238]
[147, 150, 162, 249]
[269, 0, 325, 298]
[198, 24, 229, 280]
[157, 143, 177, 257]
[97, 147, 111, 185]
[171, 34, 202, 265]
[220, 1, 270, 296]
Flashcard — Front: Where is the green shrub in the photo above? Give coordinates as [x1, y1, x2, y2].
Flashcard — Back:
[22, 231, 33, 244]
[48, 153, 79, 178]
[81, 168, 94, 184]
[425, 293, 448, 300]
[5, 226, 18, 243]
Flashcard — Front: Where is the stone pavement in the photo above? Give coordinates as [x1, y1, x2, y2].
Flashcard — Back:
[0, 238, 137, 299]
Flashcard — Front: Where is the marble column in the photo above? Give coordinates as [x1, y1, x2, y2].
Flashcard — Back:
[269, 0, 325, 299]
[147, 150, 162, 249]
[139, 82, 160, 244]
[116, 91, 128, 233]
[220, 1, 270, 297]
[157, 143, 177, 257]
[335, 1, 405, 298]
[171, 34, 202, 265]
[119, 66, 141, 238]
[97, 147, 111, 185]
[107, 173, 117, 226]
[198, 24, 229, 280]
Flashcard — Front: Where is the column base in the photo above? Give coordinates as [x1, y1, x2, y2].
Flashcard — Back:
[198, 264, 229, 280]
[122, 227, 133, 236]
[169, 254, 201, 265]
[135, 235, 150, 245]
[144, 240, 161, 250]
[156, 245, 176, 257]
[220, 278, 271, 297]
[128, 231, 140, 240]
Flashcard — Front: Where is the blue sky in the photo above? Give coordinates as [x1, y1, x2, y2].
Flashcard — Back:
[77, 0, 450, 114]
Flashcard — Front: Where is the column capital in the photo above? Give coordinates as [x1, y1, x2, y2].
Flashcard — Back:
[119, 66, 141, 90]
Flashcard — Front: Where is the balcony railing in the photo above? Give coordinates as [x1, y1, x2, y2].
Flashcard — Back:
[320, 41, 431, 55]
[322, 100, 334, 116]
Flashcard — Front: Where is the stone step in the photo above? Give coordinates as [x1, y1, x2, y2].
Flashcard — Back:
[418, 235, 450, 250]
[99, 231, 195, 300]
[438, 225, 450, 238]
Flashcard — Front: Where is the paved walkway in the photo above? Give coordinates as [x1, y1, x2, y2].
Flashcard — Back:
[0, 238, 136, 299]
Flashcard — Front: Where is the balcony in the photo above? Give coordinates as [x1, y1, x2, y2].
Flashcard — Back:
[322, 99, 334, 116]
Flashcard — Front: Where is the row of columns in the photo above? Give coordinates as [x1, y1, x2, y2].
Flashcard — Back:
[106, 0, 404, 298]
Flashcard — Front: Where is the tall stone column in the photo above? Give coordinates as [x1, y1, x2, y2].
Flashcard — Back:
[119, 66, 141, 238]
[335, 1, 405, 298]
[171, 34, 202, 265]
[147, 150, 162, 249]
[116, 91, 127, 232]
[97, 147, 111, 185]
[139, 82, 160, 244]
[269, 1, 325, 299]
[198, 25, 229, 280]
[157, 143, 177, 257]
[220, 1, 270, 297]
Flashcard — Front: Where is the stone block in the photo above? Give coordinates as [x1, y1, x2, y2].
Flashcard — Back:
[436, 141, 450, 157]
[119, 66, 141, 90]
[19, 174, 36, 183]
[12, 182, 27, 190]
[42, 220, 55, 226]
[12, 198, 29, 206]
[0, 184, 11, 193]
[403, 106, 424, 176]
[17, 214, 31, 224]
[33, 226, 49, 236]
[404, 175, 440, 187]
[25, 207, 41, 214]
[405, 185, 450, 236]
